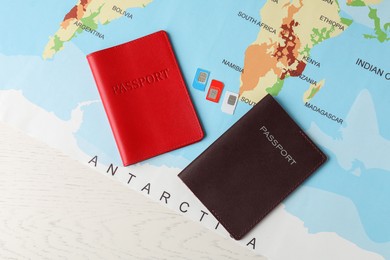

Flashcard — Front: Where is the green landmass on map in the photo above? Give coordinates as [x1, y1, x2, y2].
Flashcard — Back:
[51, 35, 64, 51]
[266, 78, 285, 96]
[77, 5, 103, 34]
[347, 0, 366, 6]
[363, 7, 390, 43]
[307, 85, 320, 99]
[310, 26, 335, 45]
[299, 44, 311, 57]
[341, 17, 353, 26]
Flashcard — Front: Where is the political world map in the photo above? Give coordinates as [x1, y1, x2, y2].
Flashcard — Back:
[0, 0, 389, 259]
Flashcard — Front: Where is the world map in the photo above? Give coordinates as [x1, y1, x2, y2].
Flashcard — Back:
[0, 0, 389, 259]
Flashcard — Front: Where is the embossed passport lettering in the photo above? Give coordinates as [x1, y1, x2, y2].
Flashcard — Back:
[179, 94, 326, 240]
[87, 31, 203, 166]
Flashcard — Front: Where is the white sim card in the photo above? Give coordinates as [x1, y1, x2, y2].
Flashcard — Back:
[221, 91, 238, 115]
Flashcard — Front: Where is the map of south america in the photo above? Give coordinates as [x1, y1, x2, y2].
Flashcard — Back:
[43, 0, 153, 60]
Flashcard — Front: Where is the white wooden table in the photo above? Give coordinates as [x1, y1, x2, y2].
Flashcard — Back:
[0, 123, 264, 259]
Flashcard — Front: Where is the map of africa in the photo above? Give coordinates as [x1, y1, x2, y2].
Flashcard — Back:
[0, 0, 389, 259]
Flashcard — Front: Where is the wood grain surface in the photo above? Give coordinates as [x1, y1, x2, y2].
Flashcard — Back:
[0, 123, 265, 260]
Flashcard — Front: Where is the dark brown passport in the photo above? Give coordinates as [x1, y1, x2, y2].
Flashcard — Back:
[178, 94, 327, 240]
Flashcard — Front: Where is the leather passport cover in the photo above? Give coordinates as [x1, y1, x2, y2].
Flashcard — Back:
[87, 31, 203, 166]
[178, 94, 326, 240]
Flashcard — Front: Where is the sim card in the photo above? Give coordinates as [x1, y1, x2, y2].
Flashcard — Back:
[221, 91, 239, 115]
[192, 68, 210, 91]
[206, 80, 224, 103]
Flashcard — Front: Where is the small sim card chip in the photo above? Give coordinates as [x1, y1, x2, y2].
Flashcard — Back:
[227, 95, 237, 105]
[221, 91, 239, 115]
[198, 72, 208, 83]
[192, 68, 210, 91]
[206, 80, 224, 103]
[208, 89, 219, 100]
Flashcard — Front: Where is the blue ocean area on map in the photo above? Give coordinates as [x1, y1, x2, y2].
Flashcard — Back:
[0, 0, 76, 56]
[280, 20, 390, 257]
[0, 45, 99, 121]
[285, 146, 390, 257]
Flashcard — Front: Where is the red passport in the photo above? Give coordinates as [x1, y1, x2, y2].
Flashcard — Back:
[87, 31, 204, 166]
